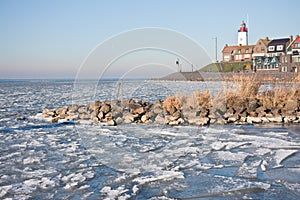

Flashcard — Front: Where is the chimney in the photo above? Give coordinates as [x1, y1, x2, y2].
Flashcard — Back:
[296, 35, 299, 39]
[265, 36, 269, 41]
[290, 35, 293, 42]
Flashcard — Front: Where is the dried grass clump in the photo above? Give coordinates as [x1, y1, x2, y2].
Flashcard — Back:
[260, 75, 300, 107]
[225, 74, 261, 100]
[163, 96, 181, 114]
[194, 90, 212, 108]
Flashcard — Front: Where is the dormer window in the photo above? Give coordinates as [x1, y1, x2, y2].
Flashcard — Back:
[277, 45, 284, 51]
[268, 46, 275, 51]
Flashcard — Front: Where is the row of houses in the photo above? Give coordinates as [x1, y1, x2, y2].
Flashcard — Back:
[222, 21, 300, 73]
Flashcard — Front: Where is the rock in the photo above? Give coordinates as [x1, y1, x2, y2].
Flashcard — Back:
[78, 106, 88, 114]
[141, 114, 149, 123]
[227, 115, 239, 123]
[79, 114, 90, 120]
[153, 106, 163, 114]
[56, 107, 68, 115]
[169, 111, 181, 121]
[265, 113, 274, 118]
[256, 106, 266, 117]
[188, 117, 209, 126]
[59, 113, 69, 119]
[16, 117, 26, 120]
[66, 114, 79, 121]
[106, 119, 116, 126]
[283, 116, 297, 123]
[115, 117, 123, 124]
[247, 117, 262, 123]
[215, 118, 226, 125]
[87, 101, 101, 111]
[43, 109, 55, 117]
[239, 116, 247, 122]
[100, 104, 111, 114]
[154, 114, 165, 124]
[103, 112, 113, 121]
[133, 106, 146, 115]
[92, 117, 99, 123]
[267, 116, 282, 123]
[68, 104, 79, 113]
[123, 112, 136, 123]
[50, 117, 59, 123]
[261, 117, 270, 123]
[97, 111, 105, 120]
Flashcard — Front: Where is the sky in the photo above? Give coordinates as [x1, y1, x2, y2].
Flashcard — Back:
[0, 0, 299, 79]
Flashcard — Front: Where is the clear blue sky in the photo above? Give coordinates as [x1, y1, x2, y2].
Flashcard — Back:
[0, 0, 299, 79]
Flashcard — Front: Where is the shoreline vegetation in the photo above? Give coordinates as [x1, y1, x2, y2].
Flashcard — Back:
[41, 73, 300, 126]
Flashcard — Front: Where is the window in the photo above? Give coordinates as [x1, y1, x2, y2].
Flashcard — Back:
[282, 66, 287, 72]
[277, 45, 284, 51]
[238, 49, 241, 54]
[295, 43, 300, 48]
[268, 46, 275, 51]
[246, 48, 249, 53]
[261, 48, 265, 52]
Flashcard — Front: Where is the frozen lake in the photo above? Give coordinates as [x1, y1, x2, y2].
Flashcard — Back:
[0, 79, 300, 199]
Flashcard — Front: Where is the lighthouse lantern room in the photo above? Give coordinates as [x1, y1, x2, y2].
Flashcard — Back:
[238, 21, 248, 46]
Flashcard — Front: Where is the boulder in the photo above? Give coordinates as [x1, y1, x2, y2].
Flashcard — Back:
[247, 117, 262, 124]
[267, 116, 282, 123]
[68, 104, 79, 113]
[100, 104, 111, 114]
[154, 114, 165, 124]
[78, 106, 88, 114]
[97, 111, 105, 120]
[132, 106, 146, 115]
[169, 111, 181, 121]
[56, 107, 68, 116]
[106, 119, 116, 126]
[123, 112, 136, 123]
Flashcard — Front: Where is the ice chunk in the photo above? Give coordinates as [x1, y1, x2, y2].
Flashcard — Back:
[210, 151, 249, 165]
[273, 149, 298, 168]
[133, 171, 184, 185]
[211, 141, 226, 151]
[236, 160, 261, 179]
[0, 185, 12, 198]
[132, 185, 139, 195]
[100, 185, 129, 200]
[261, 160, 268, 172]
[40, 177, 56, 190]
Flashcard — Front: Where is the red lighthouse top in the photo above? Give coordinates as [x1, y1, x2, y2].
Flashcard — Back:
[239, 21, 248, 32]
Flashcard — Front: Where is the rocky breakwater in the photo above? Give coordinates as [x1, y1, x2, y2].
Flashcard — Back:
[41, 91, 300, 126]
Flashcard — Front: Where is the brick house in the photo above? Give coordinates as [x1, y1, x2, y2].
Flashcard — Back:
[253, 37, 291, 72]
[285, 35, 300, 72]
[222, 44, 254, 62]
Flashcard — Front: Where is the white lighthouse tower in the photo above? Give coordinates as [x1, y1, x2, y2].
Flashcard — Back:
[238, 21, 248, 46]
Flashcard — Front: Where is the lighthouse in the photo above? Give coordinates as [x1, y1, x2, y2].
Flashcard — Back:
[238, 21, 248, 46]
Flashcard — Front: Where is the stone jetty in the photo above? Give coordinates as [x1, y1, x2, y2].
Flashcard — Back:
[42, 93, 300, 126]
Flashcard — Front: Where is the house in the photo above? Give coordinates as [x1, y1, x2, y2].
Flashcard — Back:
[267, 37, 290, 57]
[222, 45, 254, 62]
[254, 37, 292, 72]
[284, 35, 300, 72]
[253, 37, 271, 57]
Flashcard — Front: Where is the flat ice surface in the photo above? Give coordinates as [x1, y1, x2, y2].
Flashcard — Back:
[0, 79, 300, 199]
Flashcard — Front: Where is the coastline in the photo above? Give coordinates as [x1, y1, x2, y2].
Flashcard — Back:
[153, 71, 299, 82]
